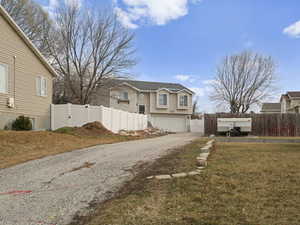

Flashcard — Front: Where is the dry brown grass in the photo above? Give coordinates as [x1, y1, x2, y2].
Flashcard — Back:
[80, 140, 300, 225]
[0, 130, 154, 169]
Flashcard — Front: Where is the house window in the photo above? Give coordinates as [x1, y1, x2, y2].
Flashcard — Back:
[0, 63, 8, 93]
[121, 91, 129, 100]
[139, 105, 145, 114]
[180, 95, 188, 107]
[36, 76, 47, 97]
[159, 94, 168, 106]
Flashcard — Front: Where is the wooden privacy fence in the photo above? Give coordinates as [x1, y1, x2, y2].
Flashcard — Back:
[204, 113, 300, 136]
[51, 104, 148, 133]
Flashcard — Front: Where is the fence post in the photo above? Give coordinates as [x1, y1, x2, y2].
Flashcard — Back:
[50, 104, 54, 130]
[86, 104, 90, 123]
[99, 105, 103, 124]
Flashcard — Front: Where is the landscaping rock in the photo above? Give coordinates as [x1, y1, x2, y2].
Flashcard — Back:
[146, 176, 154, 179]
[197, 159, 207, 167]
[155, 175, 172, 180]
[207, 140, 215, 145]
[188, 171, 201, 176]
[172, 173, 187, 178]
[199, 153, 210, 158]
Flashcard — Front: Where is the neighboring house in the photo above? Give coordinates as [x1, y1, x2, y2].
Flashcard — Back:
[260, 103, 281, 114]
[280, 92, 300, 114]
[0, 5, 56, 130]
[92, 79, 194, 132]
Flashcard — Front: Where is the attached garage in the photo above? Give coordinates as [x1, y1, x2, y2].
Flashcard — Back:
[149, 114, 189, 132]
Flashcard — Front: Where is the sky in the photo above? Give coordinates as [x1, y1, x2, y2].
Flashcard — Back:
[38, 0, 300, 112]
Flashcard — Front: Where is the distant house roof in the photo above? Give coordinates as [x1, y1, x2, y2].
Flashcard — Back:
[281, 91, 300, 102]
[0, 5, 57, 77]
[287, 92, 300, 98]
[108, 79, 194, 93]
[261, 103, 281, 113]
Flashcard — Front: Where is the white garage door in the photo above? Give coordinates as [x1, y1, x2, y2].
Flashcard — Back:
[150, 115, 188, 132]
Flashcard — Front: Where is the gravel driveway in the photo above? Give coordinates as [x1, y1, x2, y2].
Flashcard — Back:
[0, 133, 199, 225]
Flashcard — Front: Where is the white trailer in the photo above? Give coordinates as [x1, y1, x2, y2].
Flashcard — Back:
[217, 118, 252, 135]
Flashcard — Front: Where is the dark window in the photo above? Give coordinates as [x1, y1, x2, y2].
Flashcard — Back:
[139, 105, 145, 114]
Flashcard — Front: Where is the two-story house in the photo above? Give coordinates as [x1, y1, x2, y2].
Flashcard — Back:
[0, 5, 56, 130]
[280, 92, 300, 114]
[92, 79, 194, 132]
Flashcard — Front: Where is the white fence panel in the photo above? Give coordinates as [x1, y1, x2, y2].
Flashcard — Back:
[190, 119, 204, 133]
[51, 104, 148, 133]
[51, 104, 70, 130]
[70, 104, 87, 127]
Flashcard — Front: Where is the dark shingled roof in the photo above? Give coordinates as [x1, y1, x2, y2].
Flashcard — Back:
[287, 92, 300, 98]
[106, 79, 193, 93]
[261, 103, 281, 112]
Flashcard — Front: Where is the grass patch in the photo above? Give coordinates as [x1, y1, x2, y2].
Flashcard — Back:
[0, 130, 158, 169]
[79, 140, 300, 225]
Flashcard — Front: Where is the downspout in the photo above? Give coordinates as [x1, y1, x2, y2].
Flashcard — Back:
[13, 56, 16, 100]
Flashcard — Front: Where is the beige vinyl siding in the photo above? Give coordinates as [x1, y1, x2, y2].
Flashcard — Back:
[0, 12, 53, 129]
[149, 91, 192, 115]
[110, 86, 138, 113]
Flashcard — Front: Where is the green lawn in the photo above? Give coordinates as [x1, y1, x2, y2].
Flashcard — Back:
[77, 139, 300, 225]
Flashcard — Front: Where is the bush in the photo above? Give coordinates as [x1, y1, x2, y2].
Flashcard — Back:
[12, 116, 33, 131]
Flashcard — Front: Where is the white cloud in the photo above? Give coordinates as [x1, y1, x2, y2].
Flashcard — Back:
[189, 87, 205, 97]
[175, 74, 190, 81]
[202, 79, 215, 85]
[43, 0, 83, 14]
[114, 0, 201, 29]
[283, 21, 300, 38]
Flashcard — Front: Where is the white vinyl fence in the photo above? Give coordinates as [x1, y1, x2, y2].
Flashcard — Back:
[190, 119, 204, 133]
[51, 104, 148, 133]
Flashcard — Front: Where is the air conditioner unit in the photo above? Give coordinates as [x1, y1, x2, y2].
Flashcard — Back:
[7, 97, 15, 108]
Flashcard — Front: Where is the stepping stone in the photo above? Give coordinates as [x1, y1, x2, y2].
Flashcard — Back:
[155, 175, 172, 180]
[199, 153, 210, 158]
[197, 167, 205, 170]
[172, 173, 187, 178]
[197, 159, 207, 167]
[188, 171, 201, 176]
[207, 140, 214, 145]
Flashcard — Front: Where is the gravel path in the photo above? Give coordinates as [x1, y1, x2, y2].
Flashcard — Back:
[0, 133, 199, 225]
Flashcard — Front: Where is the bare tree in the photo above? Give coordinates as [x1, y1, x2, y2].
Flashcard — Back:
[210, 51, 276, 114]
[47, 3, 136, 104]
[1, 0, 52, 57]
[192, 96, 199, 114]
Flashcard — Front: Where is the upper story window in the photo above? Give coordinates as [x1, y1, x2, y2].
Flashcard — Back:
[179, 95, 188, 107]
[121, 91, 129, 100]
[159, 94, 168, 106]
[36, 76, 47, 97]
[0, 63, 8, 94]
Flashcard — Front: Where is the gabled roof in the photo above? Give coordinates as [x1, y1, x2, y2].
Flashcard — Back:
[261, 103, 281, 112]
[109, 79, 194, 94]
[0, 5, 57, 77]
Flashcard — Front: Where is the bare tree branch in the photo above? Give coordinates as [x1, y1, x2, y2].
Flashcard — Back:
[210, 51, 277, 113]
[1, 0, 52, 57]
[47, 3, 136, 104]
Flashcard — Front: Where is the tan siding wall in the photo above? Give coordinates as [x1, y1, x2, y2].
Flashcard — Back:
[110, 86, 138, 113]
[149, 91, 192, 115]
[109, 85, 193, 116]
[0, 14, 53, 129]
